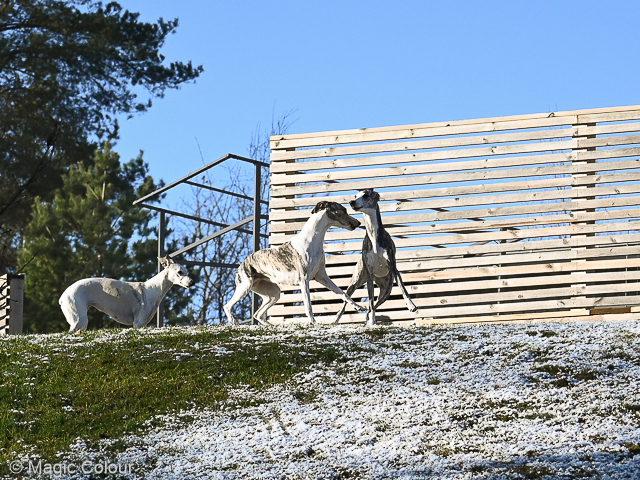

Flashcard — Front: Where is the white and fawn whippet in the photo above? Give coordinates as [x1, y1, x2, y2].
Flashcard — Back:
[224, 201, 366, 325]
[59, 257, 194, 332]
[334, 189, 417, 325]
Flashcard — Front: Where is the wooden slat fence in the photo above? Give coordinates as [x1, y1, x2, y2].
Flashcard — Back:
[268, 105, 640, 325]
[0, 274, 24, 334]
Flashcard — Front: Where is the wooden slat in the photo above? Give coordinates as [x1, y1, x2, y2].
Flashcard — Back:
[270, 105, 640, 146]
[268, 311, 639, 325]
[271, 195, 640, 237]
[269, 182, 640, 223]
[319, 259, 640, 289]
[580, 134, 640, 149]
[320, 244, 640, 278]
[270, 281, 640, 317]
[272, 149, 575, 186]
[271, 158, 640, 197]
[577, 121, 640, 137]
[272, 127, 577, 161]
[287, 220, 640, 254]
[280, 256, 640, 294]
[272, 142, 640, 186]
[271, 116, 581, 150]
[319, 232, 640, 267]
[394, 244, 640, 273]
[273, 295, 640, 322]
[271, 139, 575, 172]
[577, 109, 640, 124]
[270, 141, 640, 175]
[269, 172, 640, 209]
[272, 210, 640, 246]
[271, 131, 640, 164]
[277, 268, 640, 304]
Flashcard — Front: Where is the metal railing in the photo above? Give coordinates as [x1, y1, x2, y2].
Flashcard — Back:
[133, 153, 269, 326]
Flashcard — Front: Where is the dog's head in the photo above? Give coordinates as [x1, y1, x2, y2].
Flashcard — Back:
[159, 257, 195, 288]
[350, 189, 380, 212]
[312, 201, 360, 231]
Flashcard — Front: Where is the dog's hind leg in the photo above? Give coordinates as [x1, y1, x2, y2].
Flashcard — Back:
[60, 295, 87, 332]
[61, 302, 89, 332]
[223, 274, 253, 325]
[251, 278, 280, 325]
[394, 268, 417, 313]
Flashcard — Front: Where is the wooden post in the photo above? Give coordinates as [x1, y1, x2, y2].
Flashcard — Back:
[571, 121, 597, 314]
[268, 146, 297, 325]
[157, 211, 166, 328]
[0, 274, 24, 335]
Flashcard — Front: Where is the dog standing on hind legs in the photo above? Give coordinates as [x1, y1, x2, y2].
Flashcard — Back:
[59, 257, 194, 332]
[224, 201, 366, 325]
[334, 189, 418, 326]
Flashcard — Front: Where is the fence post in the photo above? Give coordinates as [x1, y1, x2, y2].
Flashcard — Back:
[571, 120, 598, 313]
[251, 164, 262, 323]
[0, 274, 24, 335]
[157, 211, 166, 327]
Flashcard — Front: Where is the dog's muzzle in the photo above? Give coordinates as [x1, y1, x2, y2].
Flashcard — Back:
[347, 218, 361, 230]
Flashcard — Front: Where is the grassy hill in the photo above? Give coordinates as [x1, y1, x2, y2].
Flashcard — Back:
[2, 321, 640, 479]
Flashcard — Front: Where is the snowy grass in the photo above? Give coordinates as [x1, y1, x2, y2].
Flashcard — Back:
[2, 321, 640, 479]
[0, 327, 343, 468]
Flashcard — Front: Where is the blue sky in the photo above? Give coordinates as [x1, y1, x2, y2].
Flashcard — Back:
[115, 0, 640, 195]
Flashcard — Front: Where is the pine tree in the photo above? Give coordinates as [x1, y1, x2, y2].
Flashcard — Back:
[0, 0, 203, 271]
[18, 142, 192, 333]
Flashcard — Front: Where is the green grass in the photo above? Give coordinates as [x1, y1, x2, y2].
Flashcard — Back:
[0, 327, 345, 465]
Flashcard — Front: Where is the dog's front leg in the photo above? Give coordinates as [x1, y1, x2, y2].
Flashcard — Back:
[315, 269, 366, 314]
[299, 280, 316, 325]
[133, 312, 152, 329]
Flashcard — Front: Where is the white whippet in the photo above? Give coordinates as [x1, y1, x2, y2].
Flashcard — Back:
[59, 257, 194, 332]
[224, 201, 366, 325]
[334, 189, 417, 325]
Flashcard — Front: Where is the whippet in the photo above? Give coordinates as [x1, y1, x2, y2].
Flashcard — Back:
[59, 257, 195, 332]
[223, 201, 366, 325]
[334, 189, 417, 325]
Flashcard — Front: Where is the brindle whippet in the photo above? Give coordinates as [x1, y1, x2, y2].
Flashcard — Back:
[224, 201, 365, 325]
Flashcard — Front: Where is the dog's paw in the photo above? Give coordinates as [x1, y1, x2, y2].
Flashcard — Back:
[354, 303, 367, 312]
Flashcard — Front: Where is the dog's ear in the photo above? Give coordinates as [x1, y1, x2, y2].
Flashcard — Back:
[158, 257, 171, 268]
[370, 190, 380, 202]
[329, 202, 346, 213]
[312, 201, 329, 214]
